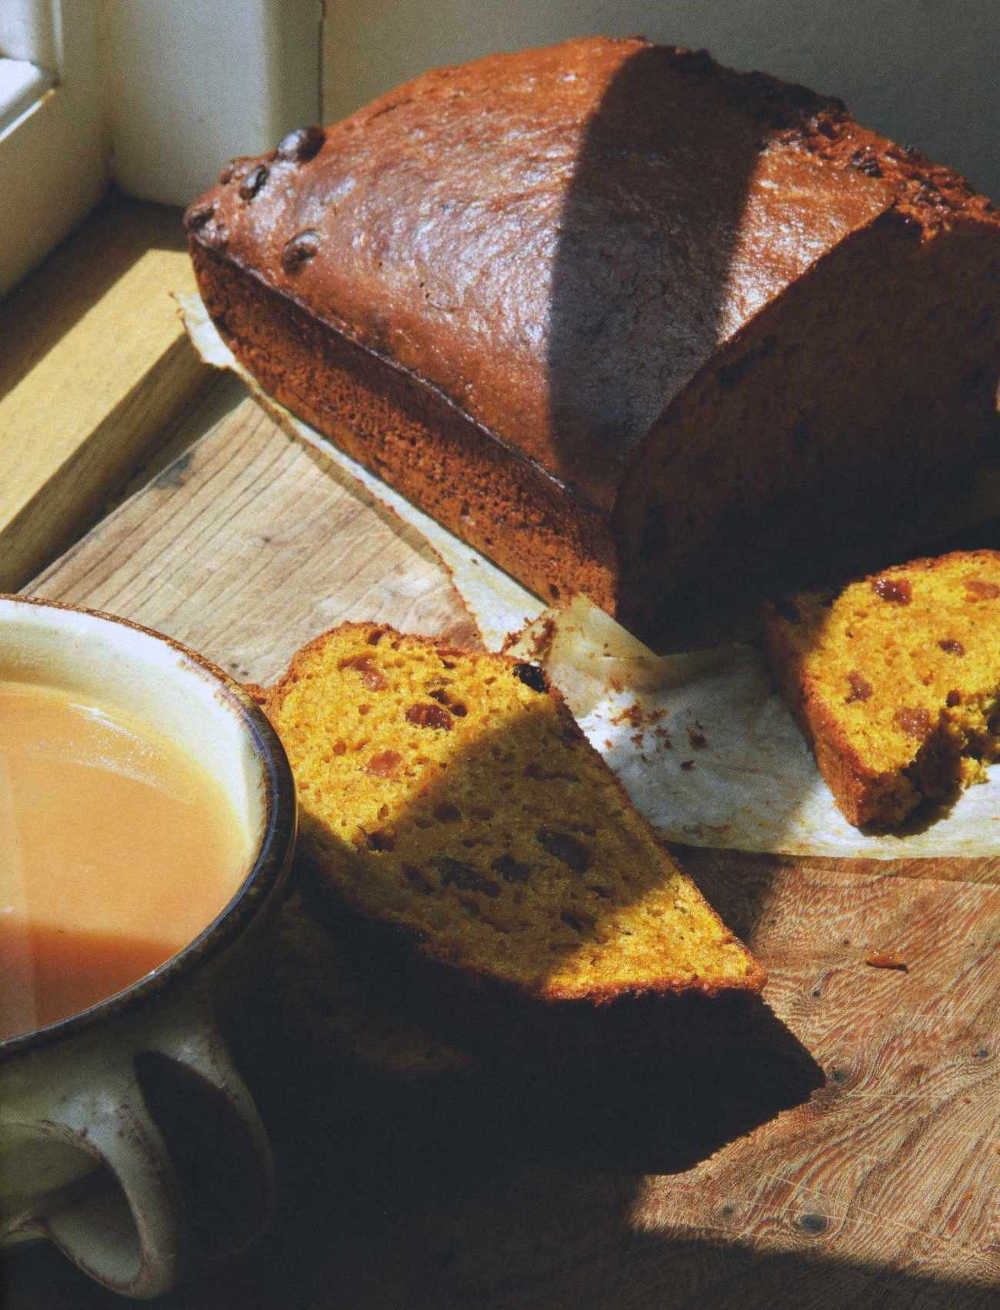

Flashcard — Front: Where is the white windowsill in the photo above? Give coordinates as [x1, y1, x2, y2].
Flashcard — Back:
[0, 56, 53, 138]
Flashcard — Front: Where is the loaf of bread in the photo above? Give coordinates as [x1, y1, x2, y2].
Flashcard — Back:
[186, 37, 1000, 643]
[764, 550, 1000, 828]
[263, 622, 765, 1005]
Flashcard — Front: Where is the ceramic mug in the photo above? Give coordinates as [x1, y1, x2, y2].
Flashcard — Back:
[0, 596, 296, 1298]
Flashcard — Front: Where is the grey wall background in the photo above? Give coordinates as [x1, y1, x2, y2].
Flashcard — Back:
[322, 0, 999, 201]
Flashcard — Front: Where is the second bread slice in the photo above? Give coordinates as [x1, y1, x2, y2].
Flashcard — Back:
[266, 622, 764, 1004]
[764, 550, 1000, 828]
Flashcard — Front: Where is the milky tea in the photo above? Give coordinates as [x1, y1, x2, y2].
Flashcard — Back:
[0, 681, 251, 1041]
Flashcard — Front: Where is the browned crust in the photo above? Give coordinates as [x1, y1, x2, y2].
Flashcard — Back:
[781, 670, 912, 827]
[859, 548, 1000, 578]
[192, 243, 620, 614]
[269, 621, 766, 1003]
[185, 39, 1000, 650]
[296, 873, 765, 1066]
[772, 102, 998, 234]
[762, 610, 892, 826]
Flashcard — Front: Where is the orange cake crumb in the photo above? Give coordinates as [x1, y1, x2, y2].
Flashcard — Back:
[765, 550, 1000, 828]
[266, 622, 764, 1004]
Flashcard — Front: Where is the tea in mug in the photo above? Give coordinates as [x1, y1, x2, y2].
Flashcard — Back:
[0, 681, 251, 1040]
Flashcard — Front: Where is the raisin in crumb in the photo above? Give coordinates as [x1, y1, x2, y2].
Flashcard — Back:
[428, 687, 467, 716]
[535, 829, 590, 872]
[433, 802, 462, 823]
[560, 909, 596, 935]
[512, 662, 547, 693]
[845, 672, 873, 703]
[338, 654, 388, 690]
[491, 854, 529, 883]
[873, 576, 912, 604]
[403, 864, 434, 894]
[434, 857, 500, 898]
[895, 706, 932, 738]
[938, 639, 965, 655]
[406, 703, 453, 730]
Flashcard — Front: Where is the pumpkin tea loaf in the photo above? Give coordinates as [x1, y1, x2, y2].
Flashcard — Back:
[265, 623, 764, 1003]
[764, 550, 1000, 828]
[187, 36, 1000, 644]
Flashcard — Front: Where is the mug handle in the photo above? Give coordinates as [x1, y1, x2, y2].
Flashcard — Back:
[29, 1007, 273, 1299]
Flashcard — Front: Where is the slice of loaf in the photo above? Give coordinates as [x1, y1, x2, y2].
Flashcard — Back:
[265, 623, 764, 1003]
[764, 550, 1000, 828]
[187, 37, 1000, 645]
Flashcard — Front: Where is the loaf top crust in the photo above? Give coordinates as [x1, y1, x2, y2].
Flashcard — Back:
[187, 36, 998, 512]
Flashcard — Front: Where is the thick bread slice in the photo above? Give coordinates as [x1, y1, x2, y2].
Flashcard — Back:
[764, 550, 1000, 829]
[266, 622, 764, 1003]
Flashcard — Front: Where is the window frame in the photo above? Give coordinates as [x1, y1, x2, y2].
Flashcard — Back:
[0, 0, 106, 297]
[0, 0, 323, 297]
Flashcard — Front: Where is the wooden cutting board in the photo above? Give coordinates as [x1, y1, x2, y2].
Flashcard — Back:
[7, 396, 1000, 1309]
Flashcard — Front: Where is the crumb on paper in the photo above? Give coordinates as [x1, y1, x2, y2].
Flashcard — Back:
[611, 700, 644, 728]
[687, 724, 708, 748]
[504, 614, 556, 661]
[864, 949, 908, 971]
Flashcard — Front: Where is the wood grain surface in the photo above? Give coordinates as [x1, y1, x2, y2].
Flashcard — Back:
[0, 195, 209, 591]
[26, 395, 479, 678]
[6, 396, 1000, 1308]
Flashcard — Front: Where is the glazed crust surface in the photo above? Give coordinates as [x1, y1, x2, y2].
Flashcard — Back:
[187, 37, 908, 511]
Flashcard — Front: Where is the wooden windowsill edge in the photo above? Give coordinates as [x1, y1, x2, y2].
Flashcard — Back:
[0, 188, 227, 591]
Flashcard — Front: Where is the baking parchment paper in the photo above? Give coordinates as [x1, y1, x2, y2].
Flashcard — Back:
[179, 292, 1000, 860]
